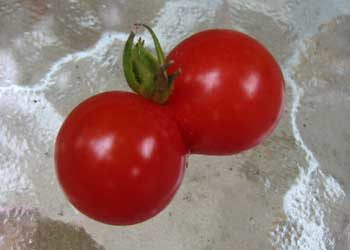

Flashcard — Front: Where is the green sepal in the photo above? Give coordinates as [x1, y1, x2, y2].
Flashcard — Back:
[122, 24, 180, 104]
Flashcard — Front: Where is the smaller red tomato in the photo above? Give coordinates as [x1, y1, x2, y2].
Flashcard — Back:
[166, 29, 285, 155]
[55, 91, 188, 225]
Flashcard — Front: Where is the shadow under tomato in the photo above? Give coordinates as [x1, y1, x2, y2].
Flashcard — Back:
[0, 207, 104, 250]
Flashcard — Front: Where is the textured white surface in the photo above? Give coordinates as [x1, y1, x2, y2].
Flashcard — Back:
[0, 1, 349, 250]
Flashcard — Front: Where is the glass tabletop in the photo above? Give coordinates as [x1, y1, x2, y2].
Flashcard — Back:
[0, 0, 349, 249]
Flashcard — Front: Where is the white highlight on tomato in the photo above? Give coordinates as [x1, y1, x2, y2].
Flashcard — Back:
[243, 73, 259, 99]
[90, 134, 115, 160]
[130, 166, 141, 178]
[140, 136, 156, 160]
[198, 70, 221, 92]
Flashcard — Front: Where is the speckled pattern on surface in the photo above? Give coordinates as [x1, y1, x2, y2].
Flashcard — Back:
[0, 1, 349, 250]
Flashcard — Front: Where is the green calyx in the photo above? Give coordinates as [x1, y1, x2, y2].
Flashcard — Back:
[123, 24, 180, 104]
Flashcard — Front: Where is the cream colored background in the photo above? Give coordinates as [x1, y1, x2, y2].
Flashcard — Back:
[0, 1, 349, 249]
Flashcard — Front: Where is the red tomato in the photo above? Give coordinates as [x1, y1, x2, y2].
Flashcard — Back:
[55, 91, 188, 225]
[166, 29, 285, 155]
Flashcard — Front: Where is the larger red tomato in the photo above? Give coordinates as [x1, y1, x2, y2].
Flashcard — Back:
[166, 29, 285, 155]
[55, 91, 188, 225]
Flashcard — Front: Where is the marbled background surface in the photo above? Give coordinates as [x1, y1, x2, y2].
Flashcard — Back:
[0, 1, 349, 249]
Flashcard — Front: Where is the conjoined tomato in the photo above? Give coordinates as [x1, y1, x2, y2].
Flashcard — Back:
[166, 29, 285, 155]
[55, 26, 285, 226]
[55, 91, 187, 225]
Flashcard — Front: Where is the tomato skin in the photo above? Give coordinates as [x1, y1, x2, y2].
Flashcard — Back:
[166, 29, 285, 155]
[55, 91, 188, 225]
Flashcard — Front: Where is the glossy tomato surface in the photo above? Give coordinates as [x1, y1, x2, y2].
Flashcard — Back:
[166, 29, 285, 155]
[55, 91, 188, 225]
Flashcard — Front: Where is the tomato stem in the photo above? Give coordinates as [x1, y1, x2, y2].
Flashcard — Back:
[136, 24, 166, 66]
[123, 24, 179, 104]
